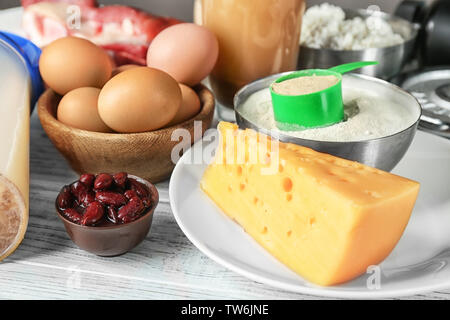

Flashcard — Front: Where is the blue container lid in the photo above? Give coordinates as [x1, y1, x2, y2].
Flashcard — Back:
[0, 31, 43, 111]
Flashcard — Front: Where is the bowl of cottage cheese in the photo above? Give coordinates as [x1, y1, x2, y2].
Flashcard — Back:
[298, 3, 419, 79]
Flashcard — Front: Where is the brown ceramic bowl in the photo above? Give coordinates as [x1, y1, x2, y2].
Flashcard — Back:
[56, 175, 159, 256]
[38, 84, 215, 183]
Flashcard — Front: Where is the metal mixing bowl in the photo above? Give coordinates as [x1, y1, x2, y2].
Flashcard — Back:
[298, 8, 420, 80]
[234, 72, 422, 172]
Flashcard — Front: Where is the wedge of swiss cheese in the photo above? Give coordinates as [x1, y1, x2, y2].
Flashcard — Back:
[200, 122, 420, 286]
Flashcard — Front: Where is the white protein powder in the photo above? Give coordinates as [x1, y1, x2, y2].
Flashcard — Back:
[300, 3, 404, 50]
[238, 86, 418, 142]
[271, 75, 339, 95]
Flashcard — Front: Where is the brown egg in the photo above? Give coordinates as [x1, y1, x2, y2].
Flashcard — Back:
[167, 84, 201, 126]
[57, 87, 112, 133]
[147, 23, 219, 86]
[111, 64, 140, 77]
[40, 37, 113, 95]
[98, 67, 181, 133]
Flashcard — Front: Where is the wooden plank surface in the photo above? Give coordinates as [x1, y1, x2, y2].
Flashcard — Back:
[1, 112, 322, 300]
[0, 111, 447, 300]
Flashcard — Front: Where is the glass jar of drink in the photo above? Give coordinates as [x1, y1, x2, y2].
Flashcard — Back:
[195, 0, 305, 120]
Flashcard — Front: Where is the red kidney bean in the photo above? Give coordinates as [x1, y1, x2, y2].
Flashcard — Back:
[63, 208, 82, 224]
[106, 206, 119, 224]
[129, 178, 149, 199]
[57, 185, 73, 209]
[118, 196, 144, 220]
[128, 179, 152, 208]
[124, 189, 138, 200]
[94, 173, 113, 190]
[120, 213, 140, 224]
[78, 191, 96, 207]
[113, 172, 128, 189]
[70, 181, 87, 198]
[79, 173, 95, 188]
[81, 201, 104, 226]
[95, 191, 127, 207]
[142, 197, 152, 209]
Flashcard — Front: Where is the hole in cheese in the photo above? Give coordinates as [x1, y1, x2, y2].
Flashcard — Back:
[283, 177, 293, 192]
[364, 190, 382, 198]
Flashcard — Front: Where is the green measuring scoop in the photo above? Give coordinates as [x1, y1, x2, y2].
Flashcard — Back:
[270, 61, 379, 131]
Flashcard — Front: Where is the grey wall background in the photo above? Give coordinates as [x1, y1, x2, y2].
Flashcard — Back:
[0, 0, 431, 21]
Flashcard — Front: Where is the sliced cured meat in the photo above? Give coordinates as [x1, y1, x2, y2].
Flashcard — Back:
[21, 0, 181, 65]
[22, 0, 97, 8]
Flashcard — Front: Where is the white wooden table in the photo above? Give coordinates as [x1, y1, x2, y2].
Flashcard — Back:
[0, 108, 448, 300]
[1, 7, 450, 301]
[2, 111, 323, 300]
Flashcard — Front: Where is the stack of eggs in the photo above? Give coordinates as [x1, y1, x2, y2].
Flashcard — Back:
[39, 23, 219, 133]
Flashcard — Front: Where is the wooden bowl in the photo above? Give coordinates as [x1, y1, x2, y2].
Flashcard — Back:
[38, 84, 215, 183]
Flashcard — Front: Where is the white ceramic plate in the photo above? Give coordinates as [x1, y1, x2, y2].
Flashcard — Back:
[170, 130, 450, 298]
